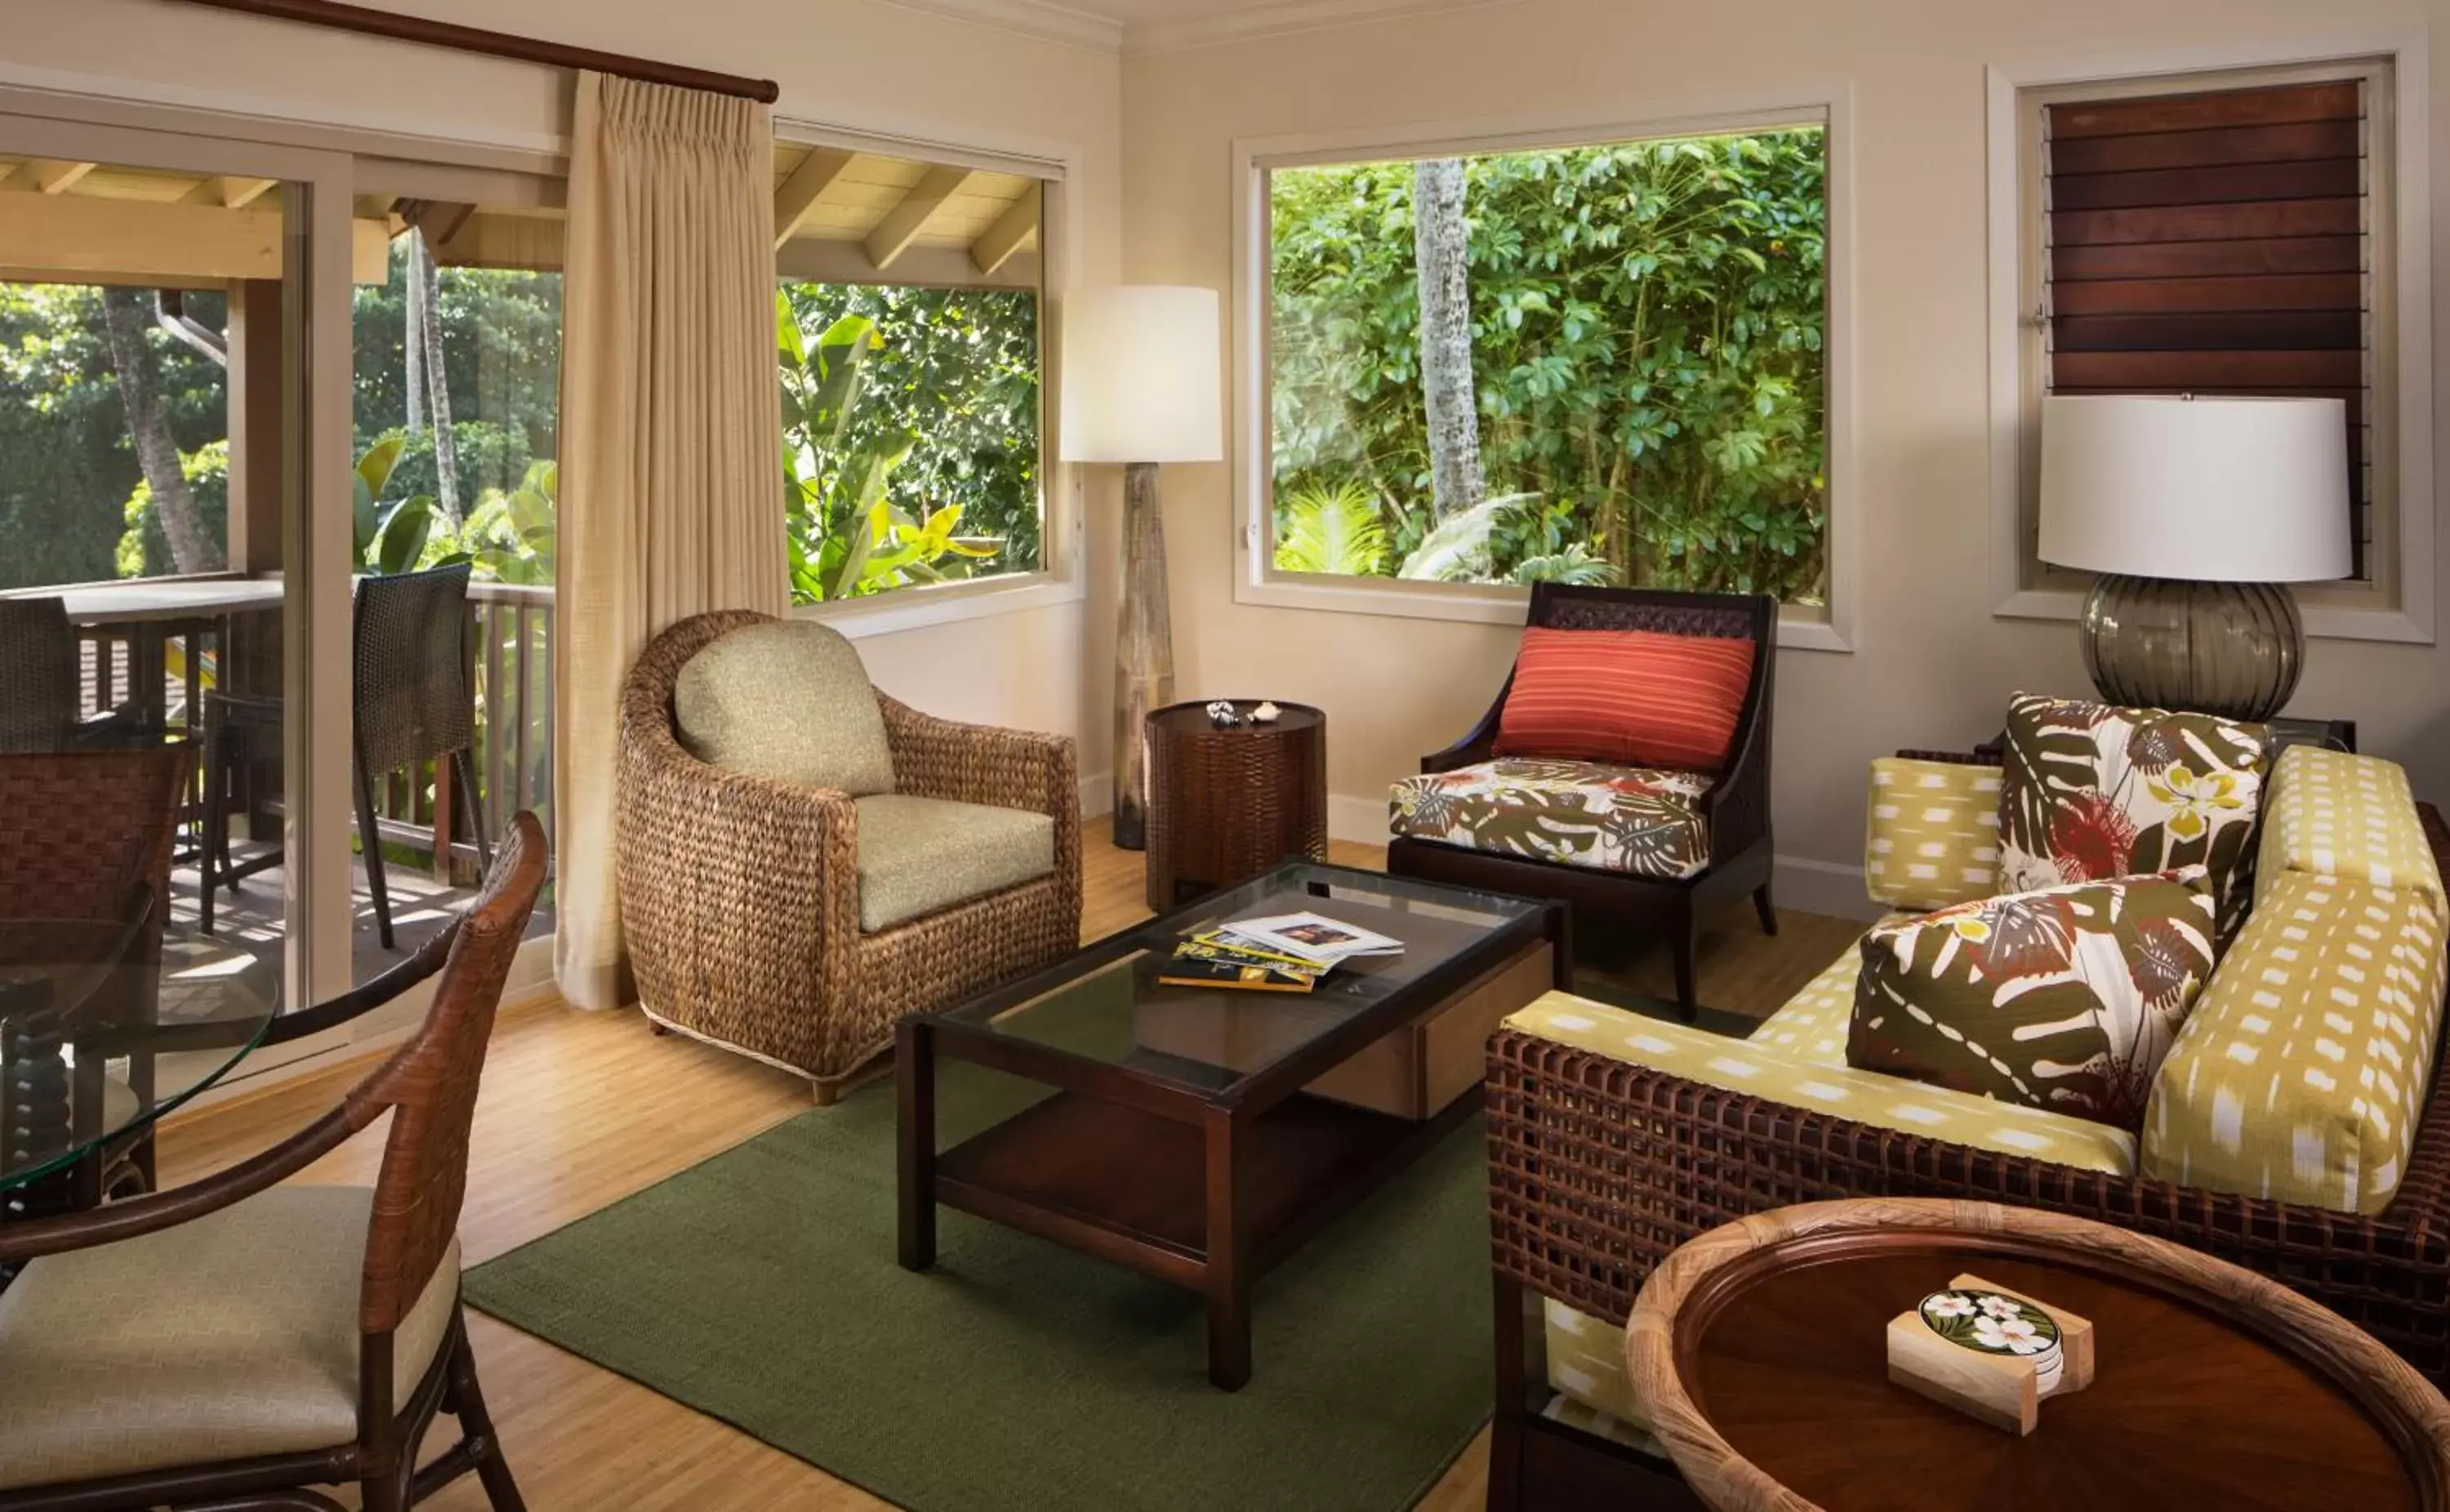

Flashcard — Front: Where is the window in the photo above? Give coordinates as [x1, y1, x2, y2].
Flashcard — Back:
[1998, 53, 2429, 633]
[774, 148, 1045, 605]
[1254, 118, 1830, 610]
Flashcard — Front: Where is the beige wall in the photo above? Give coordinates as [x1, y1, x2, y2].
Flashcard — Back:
[4, 0, 1124, 781]
[1121, 0, 2450, 909]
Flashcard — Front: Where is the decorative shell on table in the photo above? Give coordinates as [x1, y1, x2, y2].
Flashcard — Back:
[1252, 701, 1281, 723]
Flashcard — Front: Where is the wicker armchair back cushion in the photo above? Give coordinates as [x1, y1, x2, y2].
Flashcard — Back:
[852, 793, 1055, 932]
[674, 619, 895, 797]
[1863, 756, 2002, 912]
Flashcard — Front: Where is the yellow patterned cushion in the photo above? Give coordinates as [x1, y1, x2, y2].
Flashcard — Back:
[2259, 745, 2445, 909]
[2142, 869, 2448, 1213]
[1543, 1300, 1662, 1446]
[1751, 942, 1862, 1066]
[1505, 993, 2138, 1172]
[1863, 758, 2002, 912]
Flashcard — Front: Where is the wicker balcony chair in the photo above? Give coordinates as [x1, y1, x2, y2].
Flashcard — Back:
[1387, 584, 1777, 1018]
[617, 610, 1082, 1102]
[0, 813, 545, 1512]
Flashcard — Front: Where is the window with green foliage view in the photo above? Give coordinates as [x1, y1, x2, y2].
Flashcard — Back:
[779, 282, 1042, 604]
[1267, 123, 1827, 604]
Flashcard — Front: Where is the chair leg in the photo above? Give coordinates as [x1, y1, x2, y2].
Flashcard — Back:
[441, 1318, 528, 1512]
[455, 748, 492, 874]
[355, 759, 395, 951]
[1753, 879, 1780, 937]
[1670, 904, 1699, 1021]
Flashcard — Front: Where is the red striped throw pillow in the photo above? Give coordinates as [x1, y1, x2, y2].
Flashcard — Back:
[1493, 626, 1755, 772]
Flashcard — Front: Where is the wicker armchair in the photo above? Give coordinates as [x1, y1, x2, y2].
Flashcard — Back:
[1481, 798, 2450, 1509]
[1387, 585, 1777, 1017]
[617, 610, 1081, 1101]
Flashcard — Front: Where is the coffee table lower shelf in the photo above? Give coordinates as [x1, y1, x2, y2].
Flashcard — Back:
[900, 1073, 1481, 1390]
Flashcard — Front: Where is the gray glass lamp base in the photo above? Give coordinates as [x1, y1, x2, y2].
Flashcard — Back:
[2078, 573, 2304, 723]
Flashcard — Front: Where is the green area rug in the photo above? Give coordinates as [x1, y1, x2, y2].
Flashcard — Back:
[463, 1070, 1492, 1512]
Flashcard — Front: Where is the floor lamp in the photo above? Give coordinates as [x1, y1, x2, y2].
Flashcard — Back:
[1059, 287, 1223, 850]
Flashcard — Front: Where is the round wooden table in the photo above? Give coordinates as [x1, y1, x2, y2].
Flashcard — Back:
[1142, 700, 1326, 910]
[1626, 1198, 2450, 1512]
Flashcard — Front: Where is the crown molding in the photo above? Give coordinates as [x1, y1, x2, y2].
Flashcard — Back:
[871, 0, 1524, 58]
[1123, 0, 1519, 56]
[871, 0, 1125, 53]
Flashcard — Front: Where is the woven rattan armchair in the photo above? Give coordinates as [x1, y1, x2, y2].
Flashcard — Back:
[1388, 584, 1777, 1018]
[617, 610, 1081, 1101]
[1481, 797, 2450, 1510]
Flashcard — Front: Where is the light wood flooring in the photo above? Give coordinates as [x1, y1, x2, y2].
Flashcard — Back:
[156, 821, 1862, 1510]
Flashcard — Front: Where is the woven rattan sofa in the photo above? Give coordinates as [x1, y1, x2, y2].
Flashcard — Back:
[617, 609, 1081, 1102]
[1481, 740, 2450, 1510]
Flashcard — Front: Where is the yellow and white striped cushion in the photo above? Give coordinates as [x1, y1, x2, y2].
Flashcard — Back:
[2259, 745, 2445, 910]
[2144, 869, 2448, 1213]
[1863, 757, 2002, 913]
[1750, 941, 1860, 1066]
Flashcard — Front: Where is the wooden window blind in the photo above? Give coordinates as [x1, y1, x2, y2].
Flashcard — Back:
[2042, 79, 2372, 578]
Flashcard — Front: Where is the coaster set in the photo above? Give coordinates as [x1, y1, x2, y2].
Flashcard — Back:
[1884, 1272, 2096, 1434]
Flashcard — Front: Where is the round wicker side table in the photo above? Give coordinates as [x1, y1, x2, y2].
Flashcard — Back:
[1143, 700, 1326, 910]
[1625, 1197, 2450, 1512]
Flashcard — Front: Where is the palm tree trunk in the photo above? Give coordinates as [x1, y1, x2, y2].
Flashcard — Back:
[413, 230, 461, 523]
[1411, 158, 1484, 519]
[100, 287, 222, 576]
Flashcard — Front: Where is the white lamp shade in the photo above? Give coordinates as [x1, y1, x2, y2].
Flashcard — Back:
[2037, 394, 2352, 583]
[1058, 286, 1223, 465]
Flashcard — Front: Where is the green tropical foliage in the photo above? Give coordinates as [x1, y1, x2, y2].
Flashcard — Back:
[1270, 125, 1827, 602]
[777, 289, 1023, 602]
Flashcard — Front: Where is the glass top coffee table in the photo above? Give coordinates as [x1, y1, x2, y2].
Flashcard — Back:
[897, 861, 1566, 1389]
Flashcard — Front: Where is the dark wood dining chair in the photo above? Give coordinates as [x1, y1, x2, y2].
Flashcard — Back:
[0, 810, 546, 1512]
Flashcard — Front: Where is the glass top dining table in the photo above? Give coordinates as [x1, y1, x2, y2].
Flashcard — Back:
[0, 921, 281, 1192]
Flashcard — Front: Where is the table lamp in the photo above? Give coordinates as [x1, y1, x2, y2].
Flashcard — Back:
[1058, 286, 1223, 850]
[2038, 394, 2351, 722]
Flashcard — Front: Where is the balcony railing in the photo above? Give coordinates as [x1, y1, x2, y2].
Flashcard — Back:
[375, 581, 554, 876]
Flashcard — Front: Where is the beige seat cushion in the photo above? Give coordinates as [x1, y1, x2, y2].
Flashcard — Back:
[675, 620, 894, 798]
[854, 794, 1055, 933]
[0, 1184, 460, 1492]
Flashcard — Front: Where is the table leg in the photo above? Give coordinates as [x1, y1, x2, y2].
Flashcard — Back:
[897, 1019, 938, 1273]
[1203, 1103, 1252, 1390]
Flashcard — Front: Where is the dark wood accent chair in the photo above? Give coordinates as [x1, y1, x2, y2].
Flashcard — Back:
[0, 812, 546, 1512]
[1385, 585, 1776, 1017]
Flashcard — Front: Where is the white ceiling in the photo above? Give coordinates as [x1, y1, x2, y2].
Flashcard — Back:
[889, 0, 1503, 55]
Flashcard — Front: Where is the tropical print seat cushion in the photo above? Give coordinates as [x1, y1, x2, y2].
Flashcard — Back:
[1996, 692, 2268, 945]
[1388, 758, 1712, 879]
[1849, 869, 2219, 1129]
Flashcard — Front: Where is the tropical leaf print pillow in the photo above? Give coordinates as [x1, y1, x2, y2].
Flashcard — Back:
[1846, 868, 2217, 1130]
[1996, 692, 2268, 945]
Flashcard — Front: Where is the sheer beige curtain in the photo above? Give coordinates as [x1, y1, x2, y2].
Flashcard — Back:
[555, 72, 788, 1010]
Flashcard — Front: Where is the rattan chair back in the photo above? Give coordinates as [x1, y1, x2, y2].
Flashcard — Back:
[0, 744, 189, 924]
[354, 564, 476, 778]
[359, 809, 544, 1334]
[0, 598, 78, 754]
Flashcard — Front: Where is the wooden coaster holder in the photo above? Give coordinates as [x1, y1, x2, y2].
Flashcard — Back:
[1885, 1271, 2096, 1434]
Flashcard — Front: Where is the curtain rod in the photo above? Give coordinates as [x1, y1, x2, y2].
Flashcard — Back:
[174, 0, 782, 105]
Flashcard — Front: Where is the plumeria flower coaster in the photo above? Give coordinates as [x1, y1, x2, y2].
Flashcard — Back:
[1918, 1288, 2065, 1393]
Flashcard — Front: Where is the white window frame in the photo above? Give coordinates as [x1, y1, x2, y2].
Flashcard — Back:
[1230, 85, 1858, 653]
[773, 118, 1085, 642]
[1985, 33, 2434, 645]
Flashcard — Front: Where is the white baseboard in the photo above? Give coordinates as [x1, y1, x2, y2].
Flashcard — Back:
[1329, 792, 1390, 846]
[1080, 771, 1112, 818]
[1774, 854, 1880, 922]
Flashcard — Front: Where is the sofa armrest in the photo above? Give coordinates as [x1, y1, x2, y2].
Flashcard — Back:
[878, 693, 1080, 895]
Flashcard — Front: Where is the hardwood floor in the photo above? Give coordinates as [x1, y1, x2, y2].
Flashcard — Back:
[154, 820, 1861, 1510]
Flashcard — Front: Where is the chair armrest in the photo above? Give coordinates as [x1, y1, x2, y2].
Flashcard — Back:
[879, 694, 1078, 899]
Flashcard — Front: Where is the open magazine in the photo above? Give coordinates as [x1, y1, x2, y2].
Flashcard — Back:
[1156, 910, 1404, 994]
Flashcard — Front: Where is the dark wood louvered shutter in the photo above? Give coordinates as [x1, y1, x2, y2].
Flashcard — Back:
[2043, 80, 2371, 578]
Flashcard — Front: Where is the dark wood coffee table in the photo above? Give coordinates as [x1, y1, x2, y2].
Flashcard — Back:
[898, 861, 1566, 1389]
[1626, 1198, 2450, 1512]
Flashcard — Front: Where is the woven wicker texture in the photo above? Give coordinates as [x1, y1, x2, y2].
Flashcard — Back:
[0, 745, 188, 923]
[353, 565, 477, 778]
[1487, 803, 2450, 1387]
[360, 811, 546, 1334]
[616, 611, 1080, 1090]
[1143, 701, 1326, 909]
[0, 599, 76, 755]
